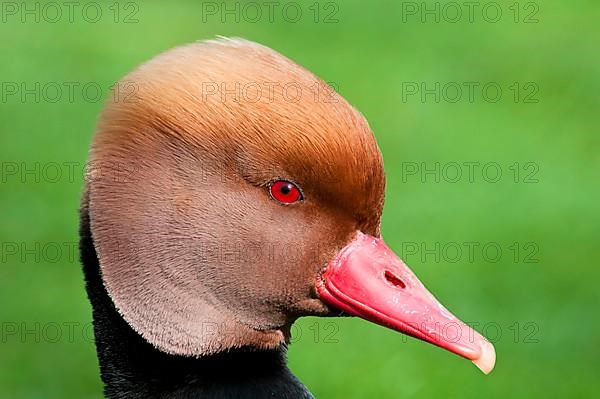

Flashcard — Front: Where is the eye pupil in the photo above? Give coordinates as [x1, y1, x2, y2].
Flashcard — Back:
[280, 184, 291, 195]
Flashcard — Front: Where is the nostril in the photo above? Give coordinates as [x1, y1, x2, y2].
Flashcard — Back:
[384, 270, 406, 289]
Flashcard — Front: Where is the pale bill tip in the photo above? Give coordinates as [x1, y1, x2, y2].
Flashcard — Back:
[472, 340, 496, 375]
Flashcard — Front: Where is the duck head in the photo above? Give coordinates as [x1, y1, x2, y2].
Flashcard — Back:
[85, 38, 495, 375]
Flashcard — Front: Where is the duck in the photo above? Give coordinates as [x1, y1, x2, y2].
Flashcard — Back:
[80, 37, 495, 399]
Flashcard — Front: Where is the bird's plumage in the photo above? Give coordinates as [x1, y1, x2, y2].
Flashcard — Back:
[81, 37, 495, 399]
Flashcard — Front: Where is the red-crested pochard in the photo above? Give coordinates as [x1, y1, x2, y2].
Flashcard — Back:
[80, 38, 495, 398]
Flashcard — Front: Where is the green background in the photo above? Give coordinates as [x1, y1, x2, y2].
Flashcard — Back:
[1, 0, 598, 397]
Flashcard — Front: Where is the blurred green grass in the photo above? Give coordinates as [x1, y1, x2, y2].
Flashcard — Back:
[0, 0, 598, 397]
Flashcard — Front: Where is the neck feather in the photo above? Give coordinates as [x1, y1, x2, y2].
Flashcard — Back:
[79, 204, 313, 399]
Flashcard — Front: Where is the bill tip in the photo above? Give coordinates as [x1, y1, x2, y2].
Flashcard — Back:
[472, 340, 496, 375]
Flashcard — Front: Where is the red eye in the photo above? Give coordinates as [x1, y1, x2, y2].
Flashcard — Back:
[268, 180, 303, 204]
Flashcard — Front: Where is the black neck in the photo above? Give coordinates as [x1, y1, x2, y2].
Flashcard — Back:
[79, 205, 313, 399]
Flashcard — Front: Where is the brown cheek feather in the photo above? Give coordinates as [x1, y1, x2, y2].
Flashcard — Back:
[86, 38, 385, 357]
